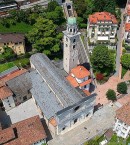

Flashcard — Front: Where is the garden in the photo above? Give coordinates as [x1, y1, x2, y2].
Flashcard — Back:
[84, 133, 130, 145]
[0, 1, 65, 72]
[90, 45, 116, 84]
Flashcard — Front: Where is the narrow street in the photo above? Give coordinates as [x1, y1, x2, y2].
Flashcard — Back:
[114, 9, 124, 78]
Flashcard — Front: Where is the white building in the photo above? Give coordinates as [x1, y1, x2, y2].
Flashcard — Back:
[113, 102, 130, 138]
[63, 17, 81, 73]
[66, 65, 92, 96]
[87, 12, 118, 52]
[124, 1, 130, 45]
[0, 86, 15, 111]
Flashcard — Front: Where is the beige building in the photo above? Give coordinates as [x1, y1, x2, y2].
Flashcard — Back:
[0, 33, 25, 55]
[87, 12, 118, 52]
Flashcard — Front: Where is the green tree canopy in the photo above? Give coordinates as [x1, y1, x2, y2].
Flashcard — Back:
[117, 82, 127, 94]
[47, 1, 59, 12]
[93, 0, 116, 14]
[90, 45, 115, 74]
[121, 54, 130, 69]
[46, 6, 65, 25]
[106, 89, 116, 102]
[26, 17, 61, 55]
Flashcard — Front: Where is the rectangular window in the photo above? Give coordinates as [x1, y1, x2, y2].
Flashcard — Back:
[73, 45, 75, 49]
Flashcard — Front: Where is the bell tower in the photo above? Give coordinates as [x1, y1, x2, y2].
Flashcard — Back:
[63, 17, 81, 73]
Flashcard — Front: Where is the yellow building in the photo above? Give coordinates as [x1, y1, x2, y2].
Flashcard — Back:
[0, 33, 25, 55]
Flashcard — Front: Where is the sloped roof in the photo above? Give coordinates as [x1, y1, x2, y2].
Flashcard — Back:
[6, 71, 32, 97]
[89, 12, 118, 24]
[0, 116, 47, 145]
[116, 102, 130, 125]
[0, 86, 13, 100]
[0, 33, 25, 43]
[71, 65, 90, 79]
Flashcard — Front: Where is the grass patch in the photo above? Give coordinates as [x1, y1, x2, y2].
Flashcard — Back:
[0, 58, 30, 73]
[121, 67, 128, 79]
[13, 58, 30, 67]
[0, 22, 33, 33]
[108, 134, 125, 145]
[84, 135, 105, 145]
[0, 62, 15, 73]
[126, 136, 130, 144]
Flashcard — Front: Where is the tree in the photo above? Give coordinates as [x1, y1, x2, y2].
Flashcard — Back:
[73, 0, 87, 17]
[93, 0, 116, 14]
[117, 82, 127, 94]
[47, 1, 59, 12]
[106, 89, 116, 102]
[90, 45, 115, 74]
[26, 17, 61, 55]
[46, 6, 65, 25]
[121, 54, 130, 69]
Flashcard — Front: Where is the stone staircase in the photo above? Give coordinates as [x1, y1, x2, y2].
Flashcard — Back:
[78, 36, 89, 64]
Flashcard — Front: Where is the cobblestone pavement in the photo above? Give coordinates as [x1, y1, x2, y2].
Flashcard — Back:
[48, 104, 118, 145]
[95, 76, 119, 105]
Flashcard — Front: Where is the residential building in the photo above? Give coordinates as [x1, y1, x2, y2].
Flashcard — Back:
[30, 53, 96, 135]
[0, 115, 47, 145]
[66, 65, 92, 96]
[6, 71, 32, 105]
[0, 68, 31, 111]
[63, 17, 81, 73]
[0, 33, 25, 55]
[124, 1, 130, 44]
[113, 103, 130, 138]
[87, 12, 118, 52]
[0, 1, 18, 17]
[0, 86, 15, 111]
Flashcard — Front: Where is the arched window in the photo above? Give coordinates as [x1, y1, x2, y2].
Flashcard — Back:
[73, 39, 76, 43]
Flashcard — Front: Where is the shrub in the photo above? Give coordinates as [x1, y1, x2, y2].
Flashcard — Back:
[96, 73, 104, 80]
[117, 82, 127, 94]
[106, 89, 116, 102]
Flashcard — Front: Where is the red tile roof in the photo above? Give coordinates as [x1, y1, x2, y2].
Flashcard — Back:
[71, 66, 90, 79]
[66, 75, 79, 87]
[79, 79, 92, 87]
[83, 90, 91, 96]
[125, 23, 130, 32]
[1, 116, 47, 145]
[89, 12, 118, 24]
[0, 86, 13, 100]
[0, 128, 15, 144]
[116, 102, 130, 126]
[0, 69, 27, 87]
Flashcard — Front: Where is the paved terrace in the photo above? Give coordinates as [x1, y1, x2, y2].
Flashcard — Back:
[48, 104, 118, 145]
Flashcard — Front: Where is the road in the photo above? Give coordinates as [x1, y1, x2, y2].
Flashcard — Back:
[114, 9, 124, 78]
[48, 104, 118, 145]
